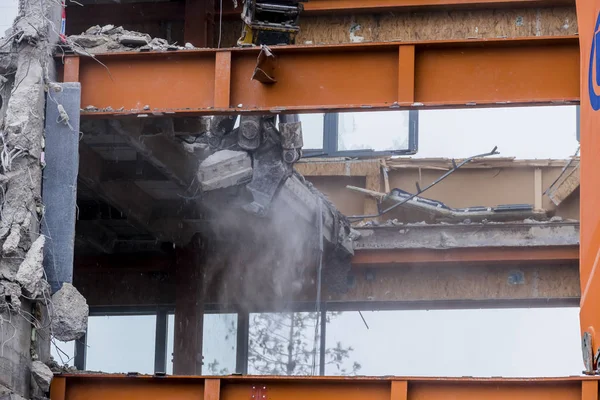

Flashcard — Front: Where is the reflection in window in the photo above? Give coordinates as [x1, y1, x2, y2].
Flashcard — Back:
[248, 312, 321, 376]
[51, 339, 75, 367]
[417, 105, 578, 159]
[299, 114, 325, 150]
[166, 313, 237, 375]
[86, 315, 156, 374]
[338, 111, 410, 152]
[202, 313, 237, 374]
[325, 308, 582, 377]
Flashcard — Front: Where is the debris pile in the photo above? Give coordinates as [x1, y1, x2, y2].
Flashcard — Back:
[68, 25, 196, 54]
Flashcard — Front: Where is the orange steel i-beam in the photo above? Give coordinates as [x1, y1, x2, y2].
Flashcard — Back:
[50, 375, 600, 400]
[60, 36, 580, 117]
[352, 246, 580, 265]
[219, 0, 575, 16]
[576, 0, 600, 369]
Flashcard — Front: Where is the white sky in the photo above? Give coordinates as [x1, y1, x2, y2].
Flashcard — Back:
[0, 0, 17, 36]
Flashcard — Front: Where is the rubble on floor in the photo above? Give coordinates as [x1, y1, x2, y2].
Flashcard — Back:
[68, 25, 196, 54]
[50, 283, 89, 342]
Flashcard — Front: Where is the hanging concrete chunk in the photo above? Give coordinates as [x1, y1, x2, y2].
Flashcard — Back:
[198, 150, 253, 191]
[50, 283, 89, 342]
[15, 236, 45, 297]
[30, 361, 53, 393]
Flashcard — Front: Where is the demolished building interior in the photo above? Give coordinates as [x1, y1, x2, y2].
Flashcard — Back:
[0, 0, 594, 399]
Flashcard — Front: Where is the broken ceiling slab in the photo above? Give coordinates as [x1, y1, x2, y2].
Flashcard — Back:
[353, 221, 579, 251]
[547, 162, 580, 206]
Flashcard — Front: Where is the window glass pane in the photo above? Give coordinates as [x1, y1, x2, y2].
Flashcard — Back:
[167, 314, 174, 374]
[416, 105, 578, 159]
[299, 114, 325, 150]
[51, 339, 75, 367]
[248, 312, 321, 376]
[86, 315, 156, 374]
[337, 111, 410, 152]
[325, 308, 581, 377]
[166, 313, 238, 375]
[202, 313, 237, 374]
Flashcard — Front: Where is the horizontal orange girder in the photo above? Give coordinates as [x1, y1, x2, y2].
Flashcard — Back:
[301, 0, 574, 12]
[60, 37, 580, 118]
[352, 245, 580, 265]
[51, 375, 599, 400]
[221, 0, 574, 15]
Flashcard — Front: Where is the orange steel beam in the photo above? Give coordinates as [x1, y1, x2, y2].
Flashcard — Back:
[352, 245, 580, 265]
[60, 36, 580, 118]
[575, 0, 600, 369]
[220, 0, 574, 16]
[51, 375, 599, 400]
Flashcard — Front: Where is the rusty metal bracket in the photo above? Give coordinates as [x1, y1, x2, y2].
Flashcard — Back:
[252, 46, 276, 84]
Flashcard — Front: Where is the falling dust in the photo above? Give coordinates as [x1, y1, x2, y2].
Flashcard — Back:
[200, 189, 320, 312]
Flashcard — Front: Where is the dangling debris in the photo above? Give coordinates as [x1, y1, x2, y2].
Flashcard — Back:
[50, 283, 89, 342]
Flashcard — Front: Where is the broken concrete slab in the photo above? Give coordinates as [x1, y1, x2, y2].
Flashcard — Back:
[30, 361, 52, 393]
[118, 34, 150, 47]
[15, 236, 45, 297]
[198, 150, 252, 191]
[70, 35, 108, 48]
[353, 221, 580, 250]
[50, 283, 88, 342]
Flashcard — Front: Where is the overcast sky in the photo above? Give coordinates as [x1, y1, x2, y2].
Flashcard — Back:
[0, 0, 17, 36]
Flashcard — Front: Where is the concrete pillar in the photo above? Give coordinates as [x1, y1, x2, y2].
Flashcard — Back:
[41, 83, 81, 293]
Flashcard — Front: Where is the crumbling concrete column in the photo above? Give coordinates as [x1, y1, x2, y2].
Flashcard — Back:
[0, 0, 87, 398]
[42, 82, 81, 293]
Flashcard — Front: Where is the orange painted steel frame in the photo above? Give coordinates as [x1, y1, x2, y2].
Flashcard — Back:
[577, 0, 600, 366]
[220, 0, 575, 15]
[61, 36, 579, 117]
[50, 375, 600, 400]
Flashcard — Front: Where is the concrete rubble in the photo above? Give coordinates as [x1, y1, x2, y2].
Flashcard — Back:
[68, 25, 196, 54]
[15, 236, 45, 298]
[50, 283, 89, 342]
[29, 362, 52, 393]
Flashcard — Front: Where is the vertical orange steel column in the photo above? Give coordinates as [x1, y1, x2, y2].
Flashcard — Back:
[390, 381, 408, 400]
[214, 52, 232, 108]
[63, 56, 80, 83]
[578, 0, 600, 372]
[398, 46, 415, 104]
[582, 381, 599, 400]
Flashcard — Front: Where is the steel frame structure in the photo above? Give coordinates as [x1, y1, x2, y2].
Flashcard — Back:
[51, 375, 600, 400]
[61, 36, 579, 118]
[52, 0, 600, 390]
